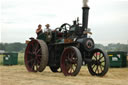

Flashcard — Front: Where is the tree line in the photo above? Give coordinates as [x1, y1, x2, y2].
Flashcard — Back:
[0, 43, 26, 53]
[95, 43, 128, 52]
[0, 42, 128, 53]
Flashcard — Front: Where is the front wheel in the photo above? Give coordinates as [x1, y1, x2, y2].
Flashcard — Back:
[87, 48, 109, 76]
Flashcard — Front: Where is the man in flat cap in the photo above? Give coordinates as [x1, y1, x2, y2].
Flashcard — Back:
[44, 24, 52, 43]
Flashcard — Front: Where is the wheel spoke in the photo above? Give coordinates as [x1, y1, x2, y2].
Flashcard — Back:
[99, 65, 103, 71]
[37, 54, 41, 57]
[95, 65, 98, 73]
[100, 60, 105, 63]
[32, 43, 35, 50]
[99, 56, 104, 61]
[35, 44, 39, 51]
[31, 60, 36, 68]
[71, 51, 75, 58]
[27, 55, 33, 60]
[36, 48, 41, 53]
[27, 51, 33, 55]
[72, 64, 75, 72]
[101, 64, 105, 67]
[74, 64, 77, 67]
[69, 64, 74, 74]
[92, 64, 96, 69]
[69, 66, 72, 73]
[36, 54, 41, 59]
[66, 64, 71, 71]
[27, 59, 34, 64]
[97, 66, 100, 74]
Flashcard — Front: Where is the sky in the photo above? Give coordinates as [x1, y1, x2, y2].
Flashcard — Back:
[0, 0, 128, 45]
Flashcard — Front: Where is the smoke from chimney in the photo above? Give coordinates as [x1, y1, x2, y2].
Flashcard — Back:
[83, 0, 89, 7]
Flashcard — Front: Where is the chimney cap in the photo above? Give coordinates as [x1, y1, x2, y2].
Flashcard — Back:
[83, 0, 89, 7]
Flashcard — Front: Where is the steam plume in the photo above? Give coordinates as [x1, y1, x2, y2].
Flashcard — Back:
[83, 0, 89, 7]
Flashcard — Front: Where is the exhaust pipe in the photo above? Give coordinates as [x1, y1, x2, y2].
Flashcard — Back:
[82, 0, 90, 36]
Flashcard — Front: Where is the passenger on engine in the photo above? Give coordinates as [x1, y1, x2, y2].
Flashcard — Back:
[36, 24, 43, 36]
[44, 24, 52, 42]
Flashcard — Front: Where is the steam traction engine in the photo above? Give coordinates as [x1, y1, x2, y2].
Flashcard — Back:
[24, 1, 109, 76]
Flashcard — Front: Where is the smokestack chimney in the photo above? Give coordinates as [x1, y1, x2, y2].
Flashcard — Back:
[82, 0, 90, 37]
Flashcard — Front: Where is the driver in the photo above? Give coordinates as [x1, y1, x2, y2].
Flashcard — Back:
[44, 24, 52, 42]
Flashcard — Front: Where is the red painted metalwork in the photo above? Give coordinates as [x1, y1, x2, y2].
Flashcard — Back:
[24, 40, 42, 72]
[61, 47, 78, 76]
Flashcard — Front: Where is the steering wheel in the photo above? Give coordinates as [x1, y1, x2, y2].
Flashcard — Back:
[59, 23, 71, 33]
[54, 23, 71, 38]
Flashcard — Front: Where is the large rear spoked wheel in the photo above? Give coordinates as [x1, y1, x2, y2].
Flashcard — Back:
[61, 46, 82, 76]
[24, 39, 48, 72]
[87, 48, 109, 76]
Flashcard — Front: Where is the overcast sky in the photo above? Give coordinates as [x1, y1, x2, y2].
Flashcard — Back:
[0, 0, 128, 45]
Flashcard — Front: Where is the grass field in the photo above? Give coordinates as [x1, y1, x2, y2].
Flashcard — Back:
[0, 53, 128, 85]
[0, 65, 128, 85]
